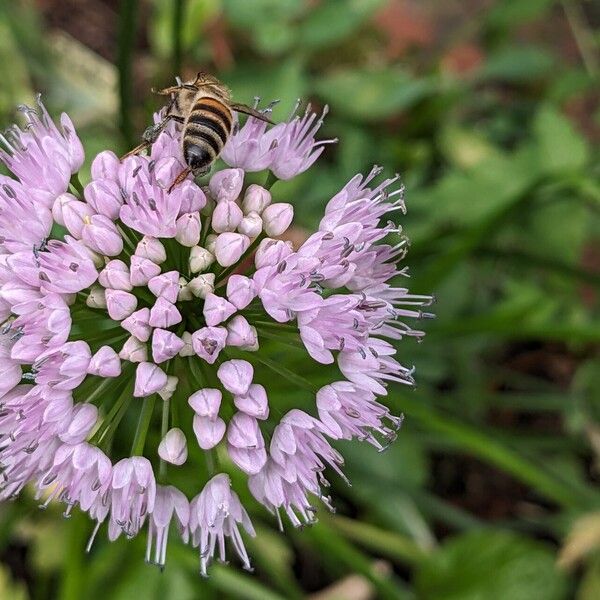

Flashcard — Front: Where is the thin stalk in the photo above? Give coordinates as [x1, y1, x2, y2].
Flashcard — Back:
[131, 394, 156, 455]
[117, 0, 139, 148]
[172, 0, 186, 75]
[229, 351, 317, 393]
[264, 171, 278, 190]
[159, 398, 169, 481]
[255, 327, 305, 350]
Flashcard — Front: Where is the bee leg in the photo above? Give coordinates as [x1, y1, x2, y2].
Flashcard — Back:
[120, 141, 151, 160]
[167, 168, 193, 193]
[230, 103, 276, 125]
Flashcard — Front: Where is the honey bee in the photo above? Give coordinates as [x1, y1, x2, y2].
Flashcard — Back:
[124, 72, 274, 190]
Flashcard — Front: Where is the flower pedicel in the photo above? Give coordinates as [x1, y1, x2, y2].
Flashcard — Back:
[0, 93, 433, 573]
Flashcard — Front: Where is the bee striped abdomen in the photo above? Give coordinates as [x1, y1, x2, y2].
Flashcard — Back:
[183, 96, 233, 172]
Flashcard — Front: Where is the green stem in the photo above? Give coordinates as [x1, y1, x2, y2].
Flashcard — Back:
[117, 0, 139, 148]
[131, 394, 156, 455]
[159, 398, 170, 481]
[264, 171, 278, 190]
[228, 350, 317, 393]
[58, 511, 87, 600]
[255, 327, 305, 350]
[83, 376, 119, 405]
[69, 173, 84, 196]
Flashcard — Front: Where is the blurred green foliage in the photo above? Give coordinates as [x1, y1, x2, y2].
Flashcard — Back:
[0, 0, 599, 598]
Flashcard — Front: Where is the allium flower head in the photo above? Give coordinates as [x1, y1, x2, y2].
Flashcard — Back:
[0, 95, 432, 574]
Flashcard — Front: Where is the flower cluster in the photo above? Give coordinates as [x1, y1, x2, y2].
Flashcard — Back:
[0, 94, 432, 573]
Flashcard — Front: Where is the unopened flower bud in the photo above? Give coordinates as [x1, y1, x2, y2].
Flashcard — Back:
[88, 345, 121, 378]
[254, 238, 293, 269]
[121, 307, 151, 342]
[84, 180, 123, 220]
[214, 232, 250, 267]
[105, 289, 137, 321]
[119, 335, 147, 363]
[188, 388, 222, 418]
[180, 185, 207, 213]
[99, 259, 132, 291]
[158, 428, 187, 465]
[61, 198, 95, 238]
[209, 168, 244, 203]
[193, 414, 226, 450]
[242, 326, 259, 351]
[81, 214, 123, 256]
[152, 328, 184, 363]
[212, 201, 243, 233]
[203, 293, 237, 326]
[129, 255, 161, 286]
[175, 212, 201, 247]
[86, 285, 107, 309]
[134, 361, 168, 397]
[238, 212, 262, 238]
[135, 236, 166, 264]
[226, 315, 257, 348]
[189, 246, 214, 273]
[60, 404, 99, 444]
[149, 297, 182, 328]
[217, 359, 253, 396]
[188, 273, 215, 299]
[52, 192, 77, 226]
[226, 275, 256, 309]
[262, 203, 293, 237]
[91, 150, 120, 181]
[234, 384, 269, 420]
[148, 271, 179, 303]
[242, 184, 271, 214]
[158, 376, 179, 401]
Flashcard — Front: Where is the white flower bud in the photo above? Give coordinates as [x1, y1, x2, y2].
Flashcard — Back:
[188, 273, 215, 299]
[179, 331, 194, 357]
[118, 335, 147, 363]
[205, 234, 217, 254]
[189, 246, 215, 273]
[178, 277, 193, 301]
[135, 236, 167, 264]
[158, 375, 179, 401]
[86, 285, 107, 309]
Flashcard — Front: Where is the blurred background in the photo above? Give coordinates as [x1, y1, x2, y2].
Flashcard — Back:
[0, 0, 599, 598]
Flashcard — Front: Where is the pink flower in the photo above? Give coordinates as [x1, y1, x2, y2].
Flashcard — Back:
[146, 485, 189, 567]
[189, 474, 255, 576]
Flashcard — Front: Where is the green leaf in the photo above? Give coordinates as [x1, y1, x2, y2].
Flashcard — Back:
[486, 0, 554, 29]
[416, 530, 569, 600]
[298, 0, 386, 50]
[533, 105, 589, 173]
[479, 46, 554, 82]
[314, 68, 436, 121]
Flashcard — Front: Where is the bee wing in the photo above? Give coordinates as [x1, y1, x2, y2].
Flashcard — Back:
[230, 103, 275, 125]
